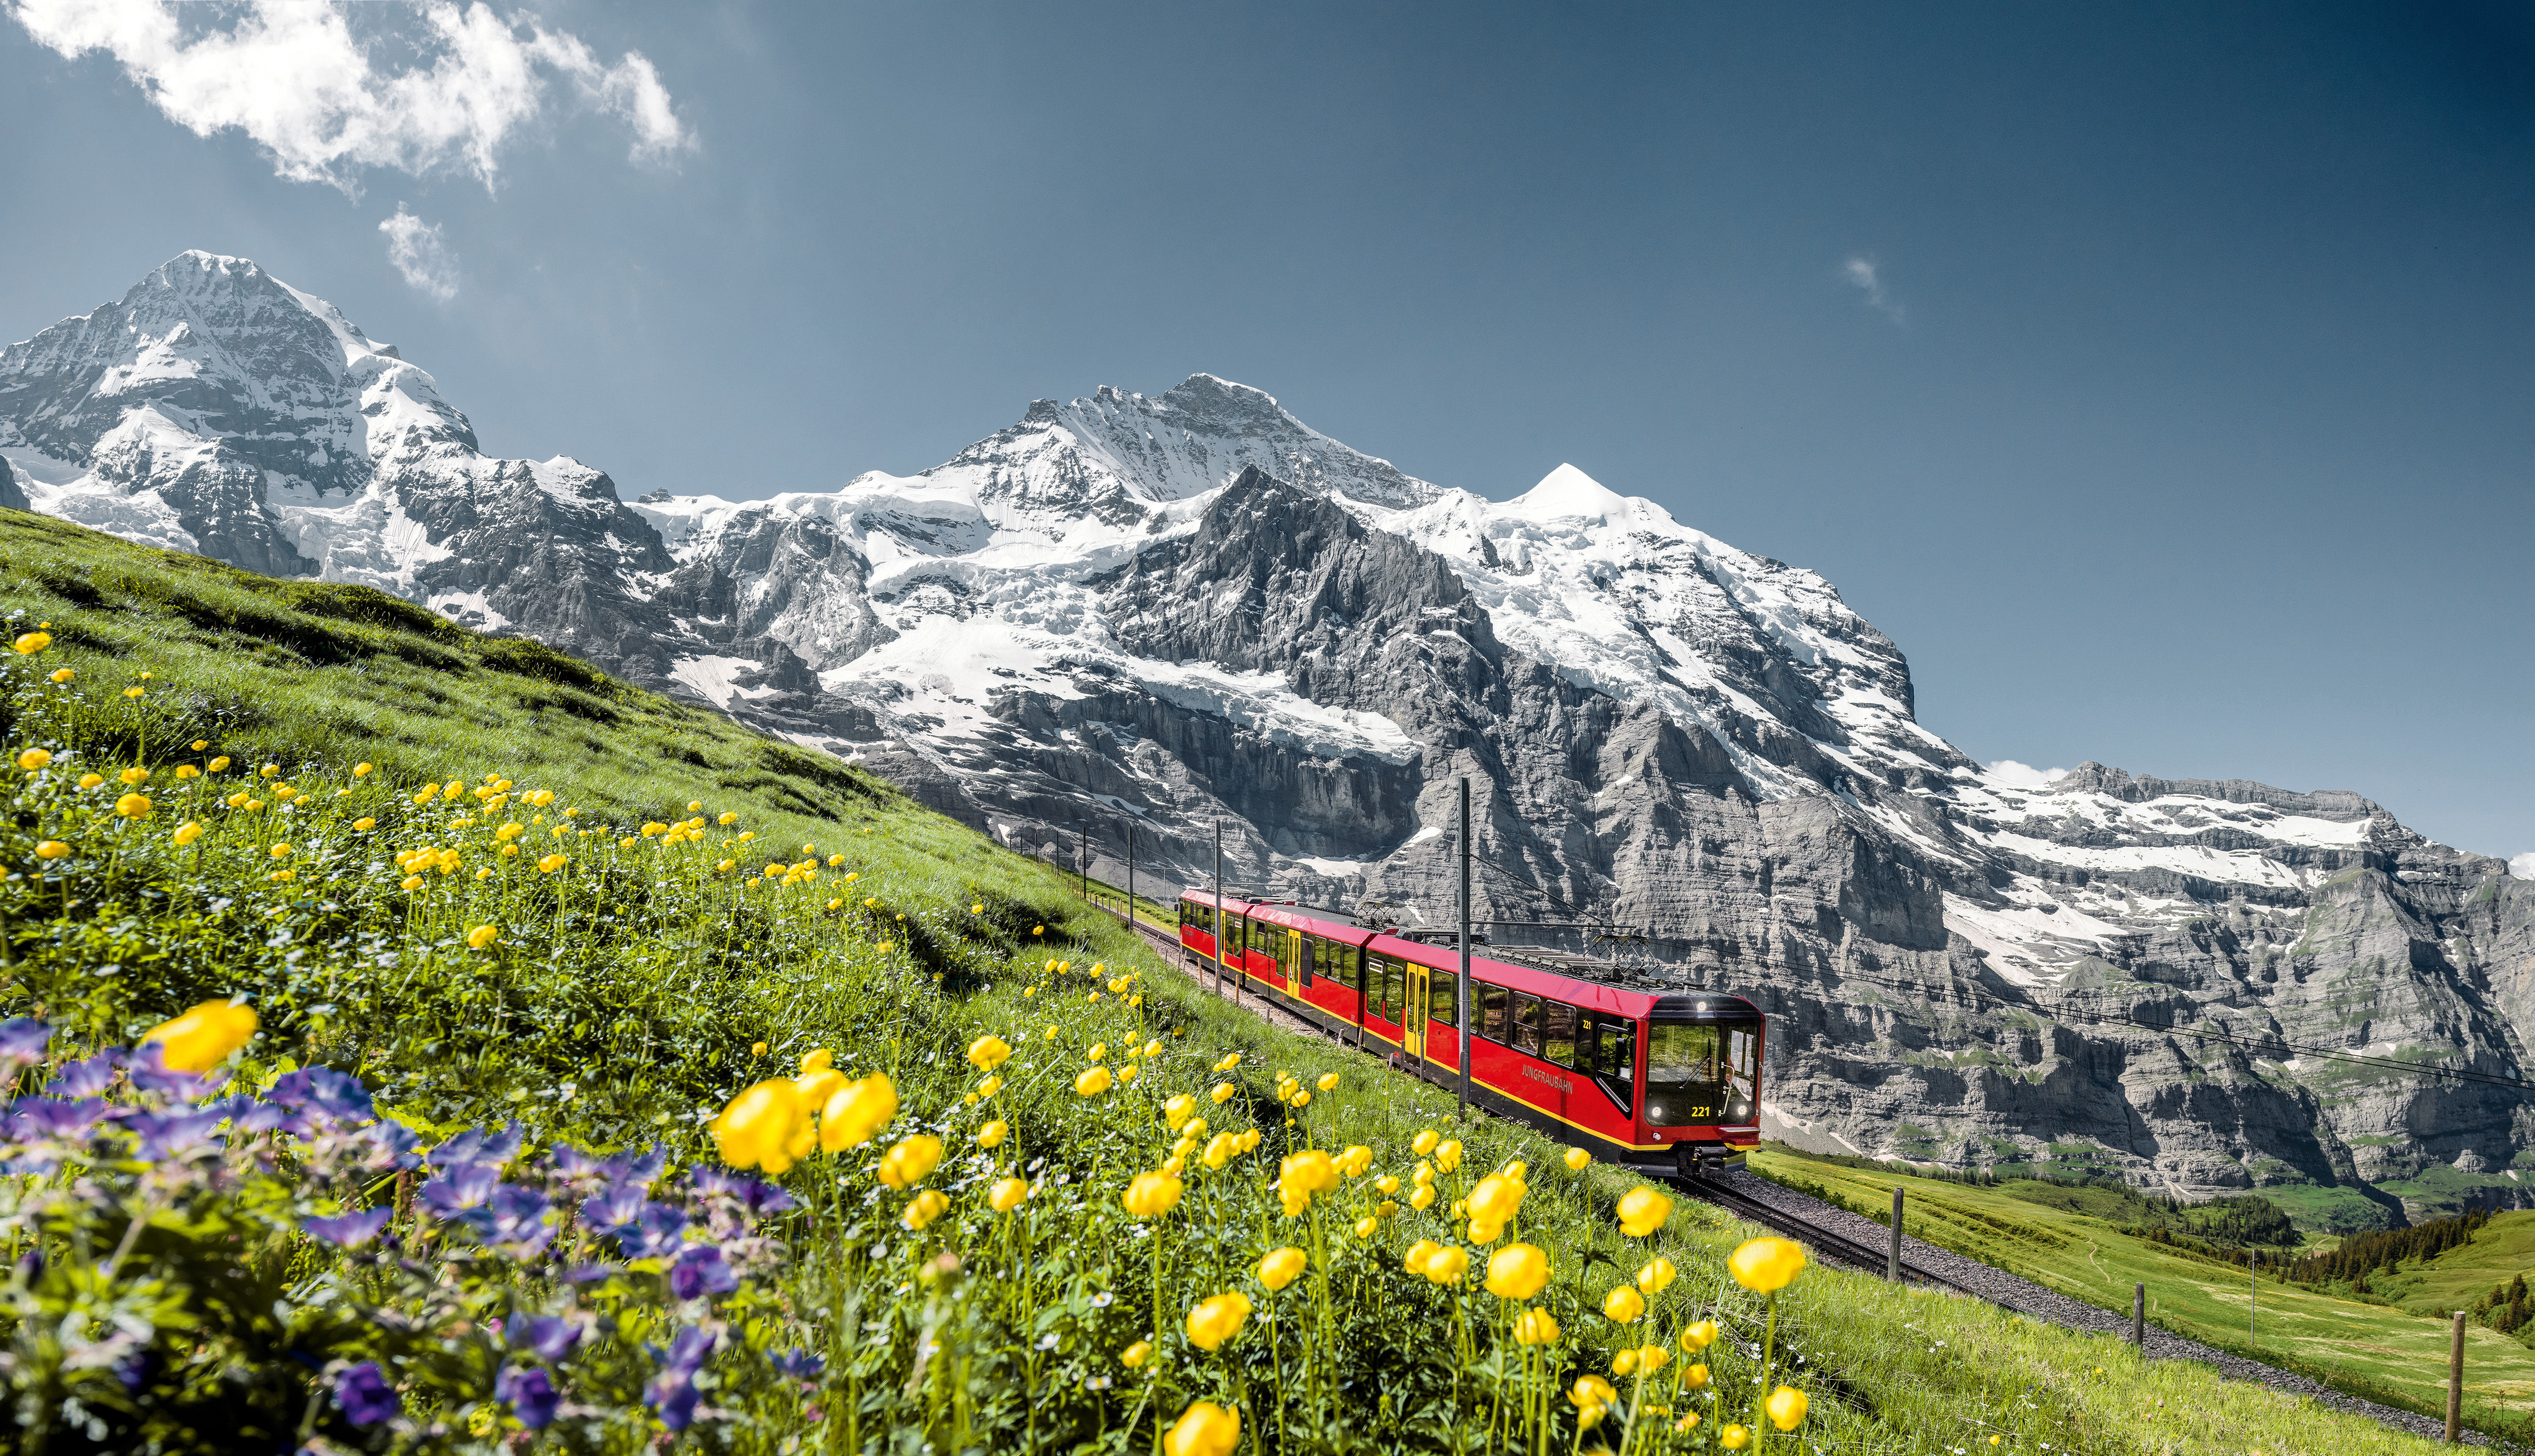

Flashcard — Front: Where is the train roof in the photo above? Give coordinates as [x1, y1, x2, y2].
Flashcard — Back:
[1180, 890, 1761, 1022]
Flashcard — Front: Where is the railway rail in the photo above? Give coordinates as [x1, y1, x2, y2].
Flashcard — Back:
[1100, 900, 2524, 1447]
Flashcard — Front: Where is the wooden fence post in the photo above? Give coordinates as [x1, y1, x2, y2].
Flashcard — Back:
[1888, 1185, 1902, 1282]
[2132, 1283, 2145, 1349]
[2448, 1310, 2466, 1444]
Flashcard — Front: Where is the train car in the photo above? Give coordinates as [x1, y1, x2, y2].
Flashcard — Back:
[1177, 891, 1762, 1175]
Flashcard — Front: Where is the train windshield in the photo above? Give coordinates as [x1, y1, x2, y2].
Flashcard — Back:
[1642, 1018, 1761, 1126]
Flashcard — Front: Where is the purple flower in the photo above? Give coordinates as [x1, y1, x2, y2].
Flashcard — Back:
[646, 1372, 701, 1431]
[668, 1243, 739, 1301]
[510, 1315, 582, 1362]
[302, 1209, 392, 1249]
[580, 1183, 646, 1234]
[9, 1096, 108, 1140]
[771, 1348, 825, 1380]
[128, 1045, 226, 1101]
[45, 1051, 122, 1098]
[128, 1109, 225, 1161]
[419, 1163, 499, 1218]
[656, 1324, 715, 1375]
[0, 1018, 50, 1070]
[494, 1364, 560, 1429]
[696, 1167, 796, 1217]
[334, 1361, 399, 1426]
[614, 1202, 689, 1260]
[562, 1261, 618, 1284]
[555, 1142, 666, 1189]
[484, 1185, 555, 1258]
[206, 1094, 289, 1134]
[268, 1066, 375, 1124]
[427, 1121, 522, 1171]
[361, 1118, 424, 1170]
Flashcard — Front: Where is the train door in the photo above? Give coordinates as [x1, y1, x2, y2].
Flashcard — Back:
[1283, 928, 1304, 992]
[1403, 963, 1429, 1058]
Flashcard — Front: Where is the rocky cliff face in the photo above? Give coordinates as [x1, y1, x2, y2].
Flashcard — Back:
[9, 253, 2531, 1227]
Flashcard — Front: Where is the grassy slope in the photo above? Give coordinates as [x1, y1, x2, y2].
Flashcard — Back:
[1753, 1146, 2535, 1441]
[0, 508, 2458, 1454]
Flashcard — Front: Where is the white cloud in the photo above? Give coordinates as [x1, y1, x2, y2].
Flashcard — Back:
[2511, 853, 2534, 882]
[379, 206, 457, 299]
[7, 0, 692, 192]
[1842, 254, 1905, 323]
[1986, 760, 2070, 790]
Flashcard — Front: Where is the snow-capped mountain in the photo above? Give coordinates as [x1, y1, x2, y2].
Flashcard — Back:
[8, 253, 2532, 1224]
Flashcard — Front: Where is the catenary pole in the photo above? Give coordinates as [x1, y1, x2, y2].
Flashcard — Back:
[1080, 824, 1089, 904]
[1124, 821, 1134, 928]
[1212, 818, 1224, 998]
[1457, 776, 1472, 1123]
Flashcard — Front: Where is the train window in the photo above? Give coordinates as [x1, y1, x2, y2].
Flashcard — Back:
[1222, 914, 1245, 950]
[1542, 1002, 1577, 1066]
[1382, 959, 1406, 1023]
[1572, 1011, 1598, 1074]
[1597, 1020, 1636, 1085]
[1722, 1024, 1759, 1123]
[1187, 903, 1212, 934]
[1643, 1023, 1721, 1126]
[1480, 982, 1509, 1041]
[1510, 993, 1542, 1056]
[1297, 933, 1314, 987]
[1429, 973, 1457, 1027]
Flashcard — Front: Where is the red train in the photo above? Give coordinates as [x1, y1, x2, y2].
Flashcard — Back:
[1176, 891, 1763, 1175]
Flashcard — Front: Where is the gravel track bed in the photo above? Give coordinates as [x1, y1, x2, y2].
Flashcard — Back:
[1709, 1169, 2517, 1448]
[1117, 912, 2508, 1447]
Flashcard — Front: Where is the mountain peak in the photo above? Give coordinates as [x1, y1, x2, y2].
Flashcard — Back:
[1508, 462, 1630, 523]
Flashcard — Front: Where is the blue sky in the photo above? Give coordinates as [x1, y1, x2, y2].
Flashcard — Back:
[1, 2, 2528, 861]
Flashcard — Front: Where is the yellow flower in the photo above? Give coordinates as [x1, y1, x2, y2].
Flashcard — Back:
[1511, 1307, 1561, 1345]
[1165, 1401, 1240, 1456]
[820, 1073, 897, 1151]
[967, 1035, 1013, 1070]
[1720, 1425, 1752, 1451]
[1764, 1386, 1807, 1431]
[1259, 1246, 1308, 1291]
[140, 999, 257, 1072]
[1680, 1319, 1720, 1352]
[11, 632, 50, 654]
[354, 762, 373, 776]
[1603, 1285, 1647, 1322]
[47, 668, 71, 683]
[268, 842, 291, 858]
[1424, 1246, 1469, 1285]
[123, 686, 144, 700]
[1617, 1185, 1674, 1238]
[1408, 1184, 1438, 1211]
[902, 1188, 949, 1229]
[1213, 1052, 1242, 1072]
[1088, 1041, 1108, 1063]
[354, 817, 376, 831]
[1727, 1236, 1807, 1293]
[793, 1068, 847, 1112]
[1563, 1147, 1591, 1171]
[1185, 1292, 1253, 1351]
[538, 853, 568, 872]
[1433, 1139, 1463, 1173]
[1121, 1340, 1153, 1369]
[1075, 1066, 1113, 1096]
[971, 902, 983, 914]
[976, 1119, 1009, 1148]
[207, 756, 230, 773]
[1209, 1081, 1234, 1104]
[1162, 1093, 1199, 1129]
[877, 1134, 945, 1189]
[1486, 1243, 1550, 1300]
[988, 1177, 1031, 1212]
[1637, 1344, 1671, 1374]
[114, 792, 152, 818]
[1638, 1256, 1678, 1295]
[1279, 1149, 1337, 1195]
[1313, 1071, 1340, 1093]
[1679, 1362, 1711, 1389]
[173, 765, 197, 779]
[1676, 1412, 1703, 1433]
[1572, 1374, 1618, 1409]
[119, 766, 150, 785]
[752, 1041, 770, 1057]
[400, 875, 424, 891]
[13, 749, 49, 772]
[466, 924, 499, 950]
[1201, 1132, 1240, 1170]
[976, 1074, 1004, 1099]
[79, 773, 104, 789]
[713, 1080, 807, 1173]
[1403, 1239, 1441, 1275]
[1123, 1171, 1184, 1218]
[1468, 1174, 1525, 1225]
